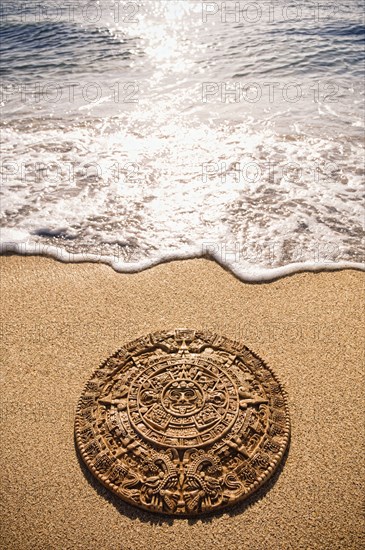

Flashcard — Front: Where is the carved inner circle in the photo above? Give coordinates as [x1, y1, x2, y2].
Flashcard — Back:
[127, 358, 239, 449]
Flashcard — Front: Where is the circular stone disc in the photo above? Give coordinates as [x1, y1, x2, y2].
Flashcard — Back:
[75, 329, 290, 516]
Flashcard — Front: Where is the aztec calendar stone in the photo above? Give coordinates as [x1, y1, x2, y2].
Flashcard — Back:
[75, 329, 290, 516]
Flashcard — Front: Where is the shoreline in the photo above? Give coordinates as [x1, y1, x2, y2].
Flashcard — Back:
[1, 247, 364, 283]
[1, 256, 364, 550]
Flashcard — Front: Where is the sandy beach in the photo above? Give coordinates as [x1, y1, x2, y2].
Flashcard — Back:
[0, 256, 364, 550]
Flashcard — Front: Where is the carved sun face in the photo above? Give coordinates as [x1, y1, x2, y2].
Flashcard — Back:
[162, 379, 204, 416]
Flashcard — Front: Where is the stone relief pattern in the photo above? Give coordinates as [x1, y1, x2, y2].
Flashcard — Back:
[75, 329, 290, 515]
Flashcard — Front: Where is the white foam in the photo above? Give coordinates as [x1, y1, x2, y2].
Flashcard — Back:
[1, 239, 363, 282]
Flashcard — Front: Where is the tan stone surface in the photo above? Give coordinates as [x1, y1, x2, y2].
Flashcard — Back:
[0, 256, 364, 549]
[75, 329, 290, 516]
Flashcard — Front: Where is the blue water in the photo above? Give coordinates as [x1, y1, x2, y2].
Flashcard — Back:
[1, 0, 364, 279]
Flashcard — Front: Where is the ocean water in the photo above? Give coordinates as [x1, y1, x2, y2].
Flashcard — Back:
[1, 0, 364, 280]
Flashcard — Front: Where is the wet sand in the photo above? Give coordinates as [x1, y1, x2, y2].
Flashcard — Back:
[0, 256, 364, 550]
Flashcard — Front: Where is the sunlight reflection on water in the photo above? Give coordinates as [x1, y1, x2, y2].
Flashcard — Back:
[1, 0, 364, 275]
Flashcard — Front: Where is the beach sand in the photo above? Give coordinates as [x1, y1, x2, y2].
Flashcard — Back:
[0, 256, 364, 550]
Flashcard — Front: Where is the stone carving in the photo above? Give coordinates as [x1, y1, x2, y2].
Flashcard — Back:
[75, 329, 290, 515]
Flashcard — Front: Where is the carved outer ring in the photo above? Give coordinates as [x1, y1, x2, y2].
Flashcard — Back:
[75, 329, 291, 516]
